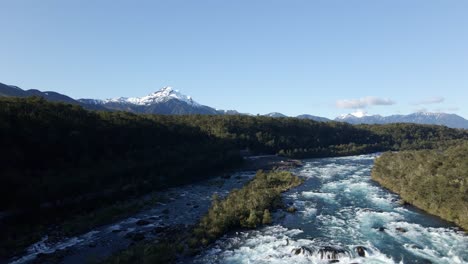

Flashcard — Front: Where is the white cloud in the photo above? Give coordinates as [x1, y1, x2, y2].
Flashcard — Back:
[412, 96, 444, 105]
[435, 107, 459, 112]
[414, 107, 458, 113]
[414, 108, 428, 113]
[336, 96, 395, 109]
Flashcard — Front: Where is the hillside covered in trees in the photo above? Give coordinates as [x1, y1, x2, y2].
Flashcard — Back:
[1, 97, 467, 213]
[372, 143, 468, 230]
[1, 97, 467, 257]
[104, 171, 303, 264]
[2, 97, 467, 210]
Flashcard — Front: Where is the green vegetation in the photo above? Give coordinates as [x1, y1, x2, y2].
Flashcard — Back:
[1, 97, 467, 257]
[372, 142, 468, 230]
[103, 170, 302, 264]
[101, 239, 180, 264]
[166, 115, 467, 158]
[191, 170, 302, 247]
[0, 97, 241, 257]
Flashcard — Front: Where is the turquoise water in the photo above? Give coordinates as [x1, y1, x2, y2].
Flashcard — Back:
[193, 154, 467, 264]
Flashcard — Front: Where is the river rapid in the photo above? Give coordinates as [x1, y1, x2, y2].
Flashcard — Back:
[8, 154, 467, 264]
[193, 154, 467, 264]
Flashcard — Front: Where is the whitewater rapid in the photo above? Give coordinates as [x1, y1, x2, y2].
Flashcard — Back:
[193, 154, 467, 264]
[8, 154, 466, 264]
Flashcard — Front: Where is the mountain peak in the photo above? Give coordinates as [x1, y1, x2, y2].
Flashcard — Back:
[350, 110, 368, 118]
[265, 112, 287, 118]
[106, 87, 200, 107]
[151, 86, 174, 96]
[337, 111, 368, 119]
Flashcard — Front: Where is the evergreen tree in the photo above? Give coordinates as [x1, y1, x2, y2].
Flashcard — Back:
[262, 209, 272, 225]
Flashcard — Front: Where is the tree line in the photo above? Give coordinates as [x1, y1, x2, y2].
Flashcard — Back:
[1, 97, 466, 213]
[0, 97, 466, 257]
[372, 142, 468, 230]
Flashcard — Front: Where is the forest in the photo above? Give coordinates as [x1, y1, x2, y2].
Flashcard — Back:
[1, 97, 467, 257]
[371, 142, 468, 230]
[104, 170, 303, 264]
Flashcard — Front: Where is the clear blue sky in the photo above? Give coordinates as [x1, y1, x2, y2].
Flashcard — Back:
[1, 0, 467, 118]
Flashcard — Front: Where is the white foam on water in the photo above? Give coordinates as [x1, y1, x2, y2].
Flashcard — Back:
[301, 191, 336, 201]
[356, 210, 405, 227]
[368, 192, 397, 209]
[194, 225, 397, 264]
[10, 230, 100, 264]
[316, 214, 347, 228]
[300, 163, 360, 180]
[384, 221, 468, 263]
[335, 154, 378, 161]
[301, 207, 318, 218]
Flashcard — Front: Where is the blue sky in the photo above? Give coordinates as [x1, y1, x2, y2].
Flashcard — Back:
[1, 0, 467, 118]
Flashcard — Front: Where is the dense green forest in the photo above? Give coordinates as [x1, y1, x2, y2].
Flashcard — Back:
[103, 170, 302, 264]
[147, 114, 467, 158]
[2, 97, 466, 212]
[0, 97, 242, 256]
[1, 97, 467, 257]
[372, 142, 468, 230]
[191, 170, 302, 247]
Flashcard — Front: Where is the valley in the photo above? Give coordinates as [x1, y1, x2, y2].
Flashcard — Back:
[6, 155, 467, 264]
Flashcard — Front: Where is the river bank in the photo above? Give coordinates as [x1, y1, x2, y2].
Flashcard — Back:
[241, 155, 303, 171]
[371, 144, 468, 231]
[6, 154, 468, 264]
[193, 154, 467, 264]
[102, 170, 304, 264]
[4, 156, 303, 264]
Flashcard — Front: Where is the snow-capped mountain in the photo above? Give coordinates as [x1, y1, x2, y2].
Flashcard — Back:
[335, 111, 468, 129]
[337, 110, 370, 119]
[264, 112, 288, 118]
[79, 87, 220, 115]
[103, 87, 201, 107]
[2, 81, 467, 128]
[335, 111, 387, 124]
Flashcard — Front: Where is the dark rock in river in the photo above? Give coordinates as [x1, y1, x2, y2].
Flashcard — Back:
[378, 227, 386, 232]
[286, 206, 297, 213]
[355, 246, 366, 257]
[399, 200, 410, 206]
[136, 219, 151, 226]
[396, 227, 407, 233]
[125, 232, 145, 242]
[318, 246, 346, 260]
[152, 226, 169, 234]
[162, 209, 170, 214]
[291, 246, 312, 255]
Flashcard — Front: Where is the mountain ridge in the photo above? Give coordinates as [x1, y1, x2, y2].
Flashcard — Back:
[335, 111, 468, 129]
[1, 82, 466, 128]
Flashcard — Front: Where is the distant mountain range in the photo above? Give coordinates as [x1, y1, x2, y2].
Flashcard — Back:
[334, 111, 468, 129]
[265, 110, 468, 129]
[0, 82, 107, 111]
[1, 82, 467, 129]
[0, 82, 224, 115]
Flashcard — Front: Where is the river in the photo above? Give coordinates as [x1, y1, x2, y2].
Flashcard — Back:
[192, 154, 467, 264]
[9, 154, 467, 264]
